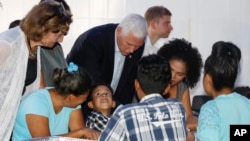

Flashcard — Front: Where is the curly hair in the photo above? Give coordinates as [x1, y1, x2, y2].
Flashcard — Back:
[157, 38, 203, 88]
[137, 54, 171, 94]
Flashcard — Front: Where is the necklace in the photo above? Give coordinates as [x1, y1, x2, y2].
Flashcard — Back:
[26, 37, 37, 59]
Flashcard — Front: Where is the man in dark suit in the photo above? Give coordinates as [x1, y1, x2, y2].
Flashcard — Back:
[66, 14, 148, 119]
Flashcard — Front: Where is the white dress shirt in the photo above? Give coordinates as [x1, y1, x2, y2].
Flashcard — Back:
[110, 33, 125, 92]
[142, 36, 169, 56]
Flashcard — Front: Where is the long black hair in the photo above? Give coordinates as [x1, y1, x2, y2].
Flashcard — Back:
[204, 41, 241, 91]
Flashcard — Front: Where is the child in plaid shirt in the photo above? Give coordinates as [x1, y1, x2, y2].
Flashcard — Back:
[85, 82, 116, 132]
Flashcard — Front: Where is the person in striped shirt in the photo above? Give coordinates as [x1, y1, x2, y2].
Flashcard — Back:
[99, 54, 187, 141]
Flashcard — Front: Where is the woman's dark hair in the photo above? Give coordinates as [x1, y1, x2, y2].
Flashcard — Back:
[86, 82, 114, 102]
[20, 1, 72, 41]
[53, 67, 92, 96]
[157, 38, 203, 88]
[204, 41, 241, 91]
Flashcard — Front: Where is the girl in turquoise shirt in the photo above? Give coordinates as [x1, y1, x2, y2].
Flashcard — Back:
[197, 41, 250, 141]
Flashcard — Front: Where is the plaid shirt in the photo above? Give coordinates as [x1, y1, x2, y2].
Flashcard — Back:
[99, 94, 187, 141]
[86, 110, 109, 132]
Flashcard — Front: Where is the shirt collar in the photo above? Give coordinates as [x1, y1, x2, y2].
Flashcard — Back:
[145, 35, 153, 47]
[140, 93, 162, 102]
[114, 29, 120, 52]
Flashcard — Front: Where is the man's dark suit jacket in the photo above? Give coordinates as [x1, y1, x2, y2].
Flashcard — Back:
[66, 23, 144, 116]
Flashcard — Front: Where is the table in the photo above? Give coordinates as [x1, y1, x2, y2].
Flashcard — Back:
[23, 136, 96, 141]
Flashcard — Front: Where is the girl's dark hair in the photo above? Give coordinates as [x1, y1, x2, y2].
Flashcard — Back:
[86, 82, 113, 102]
[204, 41, 241, 91]
[157, 38, 203, 88]
[53, 67, 92, 96]
[20, 1, 72, 41]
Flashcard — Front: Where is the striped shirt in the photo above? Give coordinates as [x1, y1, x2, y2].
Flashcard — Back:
[86, 110, 109, 132]
[99, 94, 187, 141]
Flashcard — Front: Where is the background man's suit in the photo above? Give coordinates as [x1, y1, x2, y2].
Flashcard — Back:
[66, 23, 144, 119]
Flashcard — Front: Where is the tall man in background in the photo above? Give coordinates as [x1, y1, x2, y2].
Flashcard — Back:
[143, 5, 173, 56]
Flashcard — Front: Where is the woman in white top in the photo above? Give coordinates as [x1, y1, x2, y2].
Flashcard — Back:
[0, 1, 72, 140]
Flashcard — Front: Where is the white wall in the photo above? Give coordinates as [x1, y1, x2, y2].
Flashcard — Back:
[0, 0, 250, 100]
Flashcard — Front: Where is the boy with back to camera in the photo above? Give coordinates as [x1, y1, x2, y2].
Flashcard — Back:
[99, 54, 187, 141]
